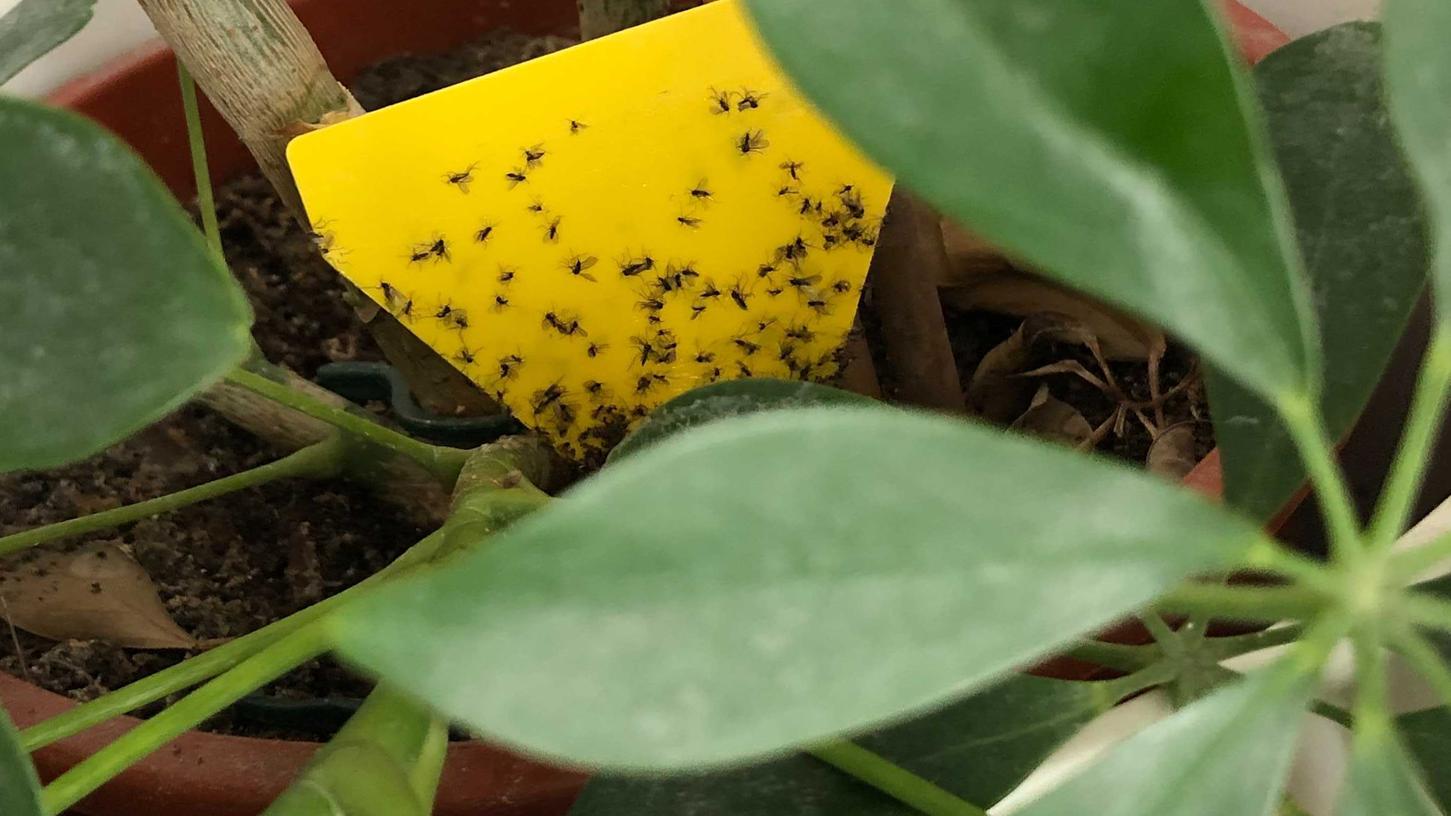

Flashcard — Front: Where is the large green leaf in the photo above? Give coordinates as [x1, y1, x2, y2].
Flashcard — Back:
[1341, 722, 1439, 816]
[265, 685, 445, 816]
[1398, 707, 1451, 810]
[571, 674, 1114, 814]
[1, 705, 42, 816]
[332, 406, 1268, 770]
[745, 0, 1317, 403]
[0, 100, 252, 473]
[0, 0, 94, 85]
[609, 378, 873, 462]
[1385, 0, 1451, 321]
[1017, 663, 1313, 816]
[1208, 23, 1429, 520]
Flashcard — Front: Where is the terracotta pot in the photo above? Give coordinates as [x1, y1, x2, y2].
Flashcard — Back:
[2, 1, 1289, 814]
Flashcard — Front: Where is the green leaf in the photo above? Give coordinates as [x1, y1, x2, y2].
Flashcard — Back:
[0, 0, 94, 85]
[571, 674, 1113, 814]
[1208, 22, 1429, 520]
[265, 685, 445, 816]
[745, 0, 1317, 403]
[1341, 722, 1439, 816]
[1385, 0, 1451, 322]
[1017, 663, 1313, 816]
[609, 378, 873, 462]
[1398, 707, 1451, 810]
[1, 705, 42, 816]
[0, 100, 252, 473]
[332, 406, 1267, 770]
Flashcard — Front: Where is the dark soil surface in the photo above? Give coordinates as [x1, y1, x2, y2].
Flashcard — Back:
[1, 25, 1212, 739]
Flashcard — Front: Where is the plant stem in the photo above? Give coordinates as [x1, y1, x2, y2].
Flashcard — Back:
[1098, 660, 1180, 701]
[224, 367, 469, 485]
[1065, 639, 1158, 672]
[1154, 583, 1328, 622]
[1398, 591, 1451, 634]
[1277, 393, 1363, 564]
[809, 741, 987, 816]
[1140, 612, 1180, 652]
[0, 440, 341, 560]
[1369, 324, 1451, 551]
[23, 528, 448, 751]
[1201, 624, 1305, 660]
[176, 63, 223, 261]
[1391, 530, 1451, 584]
[1389, 626, 1451, 713]
[41, 624, 330, 814]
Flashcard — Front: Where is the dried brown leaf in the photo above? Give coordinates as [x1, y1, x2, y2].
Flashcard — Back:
[0, 542, 195, 649]
[1010, 385, 1093, 447]
[1017, 359, 1113, 395]
[966, 321, 1035, 421]
[941, 271, 1164, 361]
[1147, 422, 1199, 481]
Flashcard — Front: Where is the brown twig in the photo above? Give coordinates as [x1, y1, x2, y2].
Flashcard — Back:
[867, 188, 964, 411]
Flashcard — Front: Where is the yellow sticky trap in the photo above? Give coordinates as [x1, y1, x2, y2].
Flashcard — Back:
[288, 0, 892, 460]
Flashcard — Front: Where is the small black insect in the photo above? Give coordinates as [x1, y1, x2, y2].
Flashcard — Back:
[409, 237, 449, 263]
[474, 223, 496, 244]
[531, 383, 567, 414]
[737, 88, 767, 111]
[709, 87, 735, 114]
[706, 366, 724, 383]
[454, 347, 478, 365]
[434, 304, 455, 320]
[689, 180, 713, 202]
[444, 163, 477, 192]
[698, 281, 722, 299]
[523, 144, 546, 167]
[778, 236, 811, 264]
[786, 324, 816, 343]
[492, 294, 511, 312]
[695, 350, 717, 365]
[690, 303, 708, 320]
[635, 372, 669, 395]
[587, 341, 608, 358]
[543, 310, 587, 337]
[806, 297, 833, 316]
[497, 354, 523, 380]
[822, 233, 843, 251]
[839, 188, 867, 219]
[821, 211, 842, 229]
[776, 185, 799, 198]
[497, 266, 517, 284]
[450, 311, 470, 330]
[737, 361, 754, 378]
[729, 280, 752, 311]
[543, 216, 562, 243]
[677, 214, 703, 229]
[569, 119, 589, 134]
[757, 263, 777, 278]
[832, 279, 853, 294]
[733, 337, 761, 356]
[780, 160, 804, 181]
[767, 286, 785, 297]
[619, 254, 655, 277]
[505, 167, 528, 187]
[635, 296, 666, 316]
[788, 273, 822, 292]
[584, 380, 606, 397]
[630, 334, 656, 366]
[737, 130, 769, 155]
[799, 197, 817, 216]
[564, 253, 598, 280]
[527, 198, 547, 214]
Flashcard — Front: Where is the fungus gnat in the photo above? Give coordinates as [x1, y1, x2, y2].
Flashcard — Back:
[542, 310, 587, 337]
[586, 341, 608, 358]
[618, 253, 655, 277]
[676, 214, 703, 229]
[444, 163, 477, 192]
[505, 168, 528, 187]
[474, 223, 495, 244]
[564, 253, 598, 280]
[709, 87, 735, 114]
[689, 180, 713, 202]
[737, 130, 769, 155]
[543, 216, 562, 243]
[569, 119, 589, 134]
[737, 88, 767, 111]
[780, 160, 804, 180]
[523, 144, 546, 167]
[497, 354, 523, 380]
[497, 266, 517, 284]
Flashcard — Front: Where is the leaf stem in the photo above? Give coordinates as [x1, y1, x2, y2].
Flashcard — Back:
[1369, 323, 1451, 551]
[1201, 624, 1305, 660]
[809, 741, 987, 816]
[224, 367, 469, 485]
[0, 440, 342, 560]
[41, 624, 330, 815]
[1388, 626, 1451, 713]
[1140, 612, 1180, 652]
[1154, 582, 1328, 622]
[177, 62, 223, 261]
[1065, 639, 1158, 672]
[1277, 393, 1363, 564]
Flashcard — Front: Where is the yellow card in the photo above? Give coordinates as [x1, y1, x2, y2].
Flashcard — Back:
[288, 0, 892, 460]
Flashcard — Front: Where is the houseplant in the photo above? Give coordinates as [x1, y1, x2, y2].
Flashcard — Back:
[3, 2, 1450, 816]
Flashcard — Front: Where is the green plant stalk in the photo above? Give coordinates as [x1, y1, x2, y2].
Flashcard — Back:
[1140, 612, 1180, 653]
[224, 367, 469, 484]
[1398, 591, 1451, 634]
[23, 527, 448, 750]
[1201, 624, 1305, 660]
[0, 440, 341, 559]
[1369, 324, 1451, 551]
[177, 63, 223, 261]
[809, 741, 988, 816]
[1389, 626, 1451, 712]
[41, 624, 331, 814]
[1277, 393, 1363, 563]
[1390, 530, 1451, 584]
[1065, 639, 1158, 672]
[1154, 582, 1328, 622]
